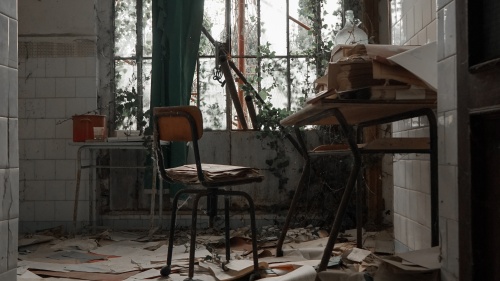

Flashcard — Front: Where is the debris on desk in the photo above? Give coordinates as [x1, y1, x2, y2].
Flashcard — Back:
[309, 43, 438, 104]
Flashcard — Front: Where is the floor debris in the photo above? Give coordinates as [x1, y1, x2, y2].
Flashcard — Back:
[17, 226, 440, 281]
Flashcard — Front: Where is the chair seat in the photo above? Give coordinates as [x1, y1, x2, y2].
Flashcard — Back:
[166, 163, 264, 185]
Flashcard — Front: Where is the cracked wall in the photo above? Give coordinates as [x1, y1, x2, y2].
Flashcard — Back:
[0, 0, 19, 280]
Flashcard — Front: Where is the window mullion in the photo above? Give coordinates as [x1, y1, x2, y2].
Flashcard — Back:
[136, 0, 144, 131]
[286, 0, 291, 111]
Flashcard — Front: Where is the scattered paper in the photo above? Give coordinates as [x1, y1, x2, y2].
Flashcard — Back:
[347, 248, 372, 262]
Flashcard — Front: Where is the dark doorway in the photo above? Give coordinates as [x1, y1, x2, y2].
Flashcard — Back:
[470, 112, 500, 280]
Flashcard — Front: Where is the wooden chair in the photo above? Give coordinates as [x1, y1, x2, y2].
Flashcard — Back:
[153, 106, 263, 280]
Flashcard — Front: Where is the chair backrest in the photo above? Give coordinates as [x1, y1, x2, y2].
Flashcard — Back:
[153, 106, 203, 142]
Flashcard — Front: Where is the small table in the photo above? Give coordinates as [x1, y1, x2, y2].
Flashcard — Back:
[277, 98, 438, 272]
[71, 141, 163, 233]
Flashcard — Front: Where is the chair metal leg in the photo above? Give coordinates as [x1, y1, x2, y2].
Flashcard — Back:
[224, 195, 231, 262]
[189, 193, 204, 279]
[221, 190, 260, 279]
[161, 188, 201, 277]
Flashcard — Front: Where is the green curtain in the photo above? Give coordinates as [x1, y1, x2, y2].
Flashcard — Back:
[150, 0, 205, 192]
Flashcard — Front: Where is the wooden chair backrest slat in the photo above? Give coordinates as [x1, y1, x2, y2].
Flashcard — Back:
[154, 106, 203, 142]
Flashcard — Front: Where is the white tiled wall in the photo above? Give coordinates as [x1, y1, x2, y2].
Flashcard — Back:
[390, 0, 436, 253]
[436, 0, 458, 279]
[18, 44, 95, 232]
[391, 0, 459, 280]
[0, 0, 19, 280]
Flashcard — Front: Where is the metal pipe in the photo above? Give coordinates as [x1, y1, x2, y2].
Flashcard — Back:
[237, 0, 247, 128]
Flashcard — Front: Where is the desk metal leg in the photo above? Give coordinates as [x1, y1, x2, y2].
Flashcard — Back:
[318, 109, 362, 272]
[73, 146, 85, 233]
[276, 126, 310, 257]
[425, 108, 439, 246]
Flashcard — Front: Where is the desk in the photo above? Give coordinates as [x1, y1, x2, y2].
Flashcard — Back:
[277, 98, 438, 272]
[71, 141, 163, 233]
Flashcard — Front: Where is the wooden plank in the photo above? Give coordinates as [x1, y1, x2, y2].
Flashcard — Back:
[362, 137, 430, 151]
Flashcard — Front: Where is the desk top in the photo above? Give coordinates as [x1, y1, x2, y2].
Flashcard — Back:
[281, 99, 436, 127]
[69, 141, 148, 149]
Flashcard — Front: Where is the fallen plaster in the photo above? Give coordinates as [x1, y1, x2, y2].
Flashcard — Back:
[16, 226, 440, 281]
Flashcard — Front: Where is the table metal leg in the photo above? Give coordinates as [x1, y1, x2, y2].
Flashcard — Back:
[318, 109, 362, 272]
[276, 126, 310, 257]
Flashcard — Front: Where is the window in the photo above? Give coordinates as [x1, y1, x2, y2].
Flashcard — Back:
[113, 0, 340, 131]
[114, 0, 153, 132]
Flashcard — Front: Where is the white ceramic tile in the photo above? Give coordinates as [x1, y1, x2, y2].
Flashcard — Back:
[18, 78, 36, 99]
[54, 201, 74, 221]
[44, 139, 66, 160]
[0, 66, 8, 117]
[419, 160, 431, 193]
[438, 55, 457, 112]
[23, 180, 45, 201]
[443, 1, 456, 58]
[406, 219, 416, 250]
[66, 98, 90, 116]
[85, 57, 97, 77]
[7, 218, 18, 269]
[65, 180, 88, 201]
[422, 0, 432, 27]
[35, 78, 56, 98]
[8, 18, 17, 68]
[431, 0, 437, 20]
[406, 7, 415, 40]
[417, 29, 427, 45]
[24, 99, 46, 118]
[393, 160, 405, 187]
[415, 190, 427, 225]
[19, 160, 35, 181]
[55, 160, 76, 180]
[55, 77, 76, 97]
[84, 97, 98, 113]
[408, 190, 418, 221]
[446, 218, 459, 276]
[76, 200, 90, 221]
[45, 58, 66, 77]
[34, 201, 55, 221]
[76, 77, 97, 98]
[0, 0, 16, 18]
[25, 58, 46, 78]
[405, 160, 413, 190]
[424, 194, 432, 228]
[0, 220, 7, 272]
[45, 98, 66, 119]
[0, 268, 16, 281]
[66, 57, 87, 77]
[55, 118, 72, 139]
[8, 68, 17, 118]
[437, 9, 445, 60]
[7, 169, 19, 219]
[35, 119, 56, 139]
[19, 201, 35, 221]
[45, 181, 66, 201]
[437, 113, 445, 165]
[7, 118, 18, 167]
[438, 164, 458, 220]
[437, 0, 452, 10]
[444, 110, 457, 165]
[34, 160, 56, 180]
[0, 14, 7, 67]
[411, 159, 421, 191]
[414, 1, 423, 33]
[0, 118, 7, 169]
